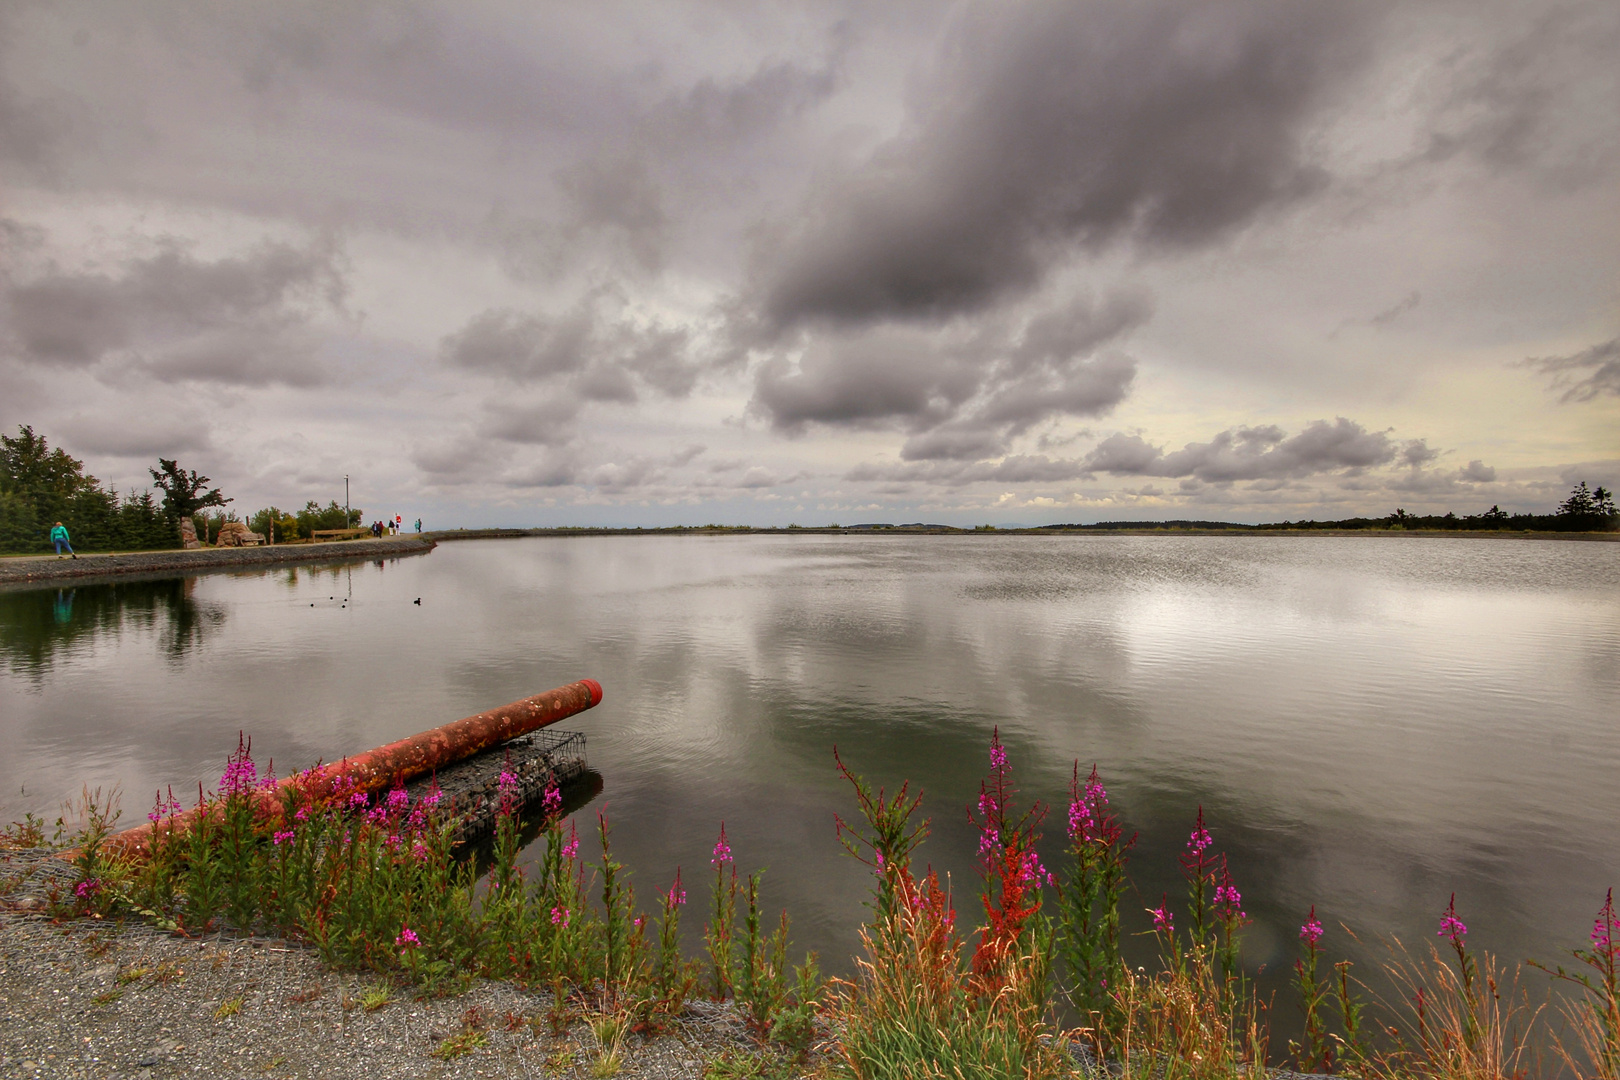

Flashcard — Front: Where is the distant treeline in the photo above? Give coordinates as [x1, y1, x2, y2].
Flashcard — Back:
[1040, 483, 1617, 533]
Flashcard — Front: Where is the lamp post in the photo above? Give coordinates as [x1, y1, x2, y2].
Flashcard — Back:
[345, 474, 350, 528]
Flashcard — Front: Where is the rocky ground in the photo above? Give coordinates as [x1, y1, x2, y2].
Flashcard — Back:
[0, 851, 812, 1080]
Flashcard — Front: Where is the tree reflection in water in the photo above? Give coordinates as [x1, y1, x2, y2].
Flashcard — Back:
[0, 576, 226, 676]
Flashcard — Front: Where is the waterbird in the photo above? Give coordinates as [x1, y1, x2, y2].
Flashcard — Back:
[414, 598, 421, 605]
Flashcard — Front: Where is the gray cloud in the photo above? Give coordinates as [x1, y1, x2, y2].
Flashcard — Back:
[410, 437, 505, 479]
[1522, 338, 1620, 402]
[755, 0, 1384, 329]
[484, 398, 581, 447]
[1083, 419, 1402, 484]
[1400, 439, 1440, 468]
[441, 295, 698, 401]
[56, 411, 213, 459]
[752, 290, 1147, 455]
[1371, 291, 1422, 329]
[1, 236, 346, 387]
[1459, 459, 1496, 483]
[1419, 5, 1619, 186]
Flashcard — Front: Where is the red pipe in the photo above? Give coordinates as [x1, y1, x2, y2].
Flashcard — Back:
[104, 678, 603, 859]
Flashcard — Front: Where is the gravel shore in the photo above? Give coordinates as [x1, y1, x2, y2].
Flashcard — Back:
[0, 851, 808, 1080]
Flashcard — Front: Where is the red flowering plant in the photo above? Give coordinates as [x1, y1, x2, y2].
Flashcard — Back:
[966, 729, 1052, 1006]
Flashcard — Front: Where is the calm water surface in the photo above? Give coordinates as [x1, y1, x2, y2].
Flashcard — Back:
[3, 534, 1616, 997]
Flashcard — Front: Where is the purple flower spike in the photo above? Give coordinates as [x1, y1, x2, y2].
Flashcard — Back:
[395, 927, 420, 948]
[711, 824, 733, 866]
[1438, 893, 1468, 944]
[1300, 905, 1324, 945]
[1150, 901, 1174, 933]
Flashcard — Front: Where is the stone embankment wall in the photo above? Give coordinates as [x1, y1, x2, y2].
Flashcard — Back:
[0, 537, 435, 587]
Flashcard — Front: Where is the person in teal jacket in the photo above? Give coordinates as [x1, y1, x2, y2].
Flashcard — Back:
[50, 521, 76, 559]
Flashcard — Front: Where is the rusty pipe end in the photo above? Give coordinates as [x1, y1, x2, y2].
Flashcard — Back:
[581, 678, 604, 708]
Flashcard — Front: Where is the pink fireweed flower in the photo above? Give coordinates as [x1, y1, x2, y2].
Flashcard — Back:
[422, 787, 442, 807]
[874, 849, 884, 868]
[1150, 899, 1174, 933]
[272, 829, 296, 846]
[348, 791, 369, 810]
[561, 824, 579, 861]
[1067, 798, 1094, 842]
[385, 787, 410, 812]
[977, 791, 999, 819]
[219, 758, 257, 797]
[989, 733, 1008, 773]
[1186, 819, 1213, 856]
[1214, 881, 1244, 919]
[411, 840, 430, 863]
[395, 927, 420, 948]
[75, 879, 100, 900]
[667, 870, 686, 906]
[1592, 889, 1617, 953]
[497, 769, 517, 795]
[1300, 906, 1324, 945]
[542, 785, 563, 817]
[1018, 848, 1054, 887]
[1438, 894, 1468, 944]
[634, 916, 646, 931]
[550, 905, 570, 927]
[385, 834, 401, 849]
[978, 827, 1000, 857]
[294, 806, 310, 823]
[148, 789, 183, 824]
[711, 824, 733, 866]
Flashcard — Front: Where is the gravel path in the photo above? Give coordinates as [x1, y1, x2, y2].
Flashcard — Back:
[0, 852, 808, 1080]
[0, 538, 434, 588]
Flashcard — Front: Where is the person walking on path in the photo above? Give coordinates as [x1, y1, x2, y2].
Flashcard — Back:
[50, 522, 76, 559]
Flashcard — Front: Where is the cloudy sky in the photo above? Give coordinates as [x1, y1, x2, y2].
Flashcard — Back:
[2, 1, 1616, 526]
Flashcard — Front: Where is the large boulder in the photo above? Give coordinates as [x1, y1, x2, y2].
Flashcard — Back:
[214, 522, 264, 547]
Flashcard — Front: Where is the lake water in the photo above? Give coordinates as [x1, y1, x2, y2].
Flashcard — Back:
[2, 533, 1617, 1008]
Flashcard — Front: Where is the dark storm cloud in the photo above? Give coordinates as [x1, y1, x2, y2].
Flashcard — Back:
[441, 296, 698, 401]
[751, 290, 1147, 454]
[1082, 419, 1402, 484]
[1522, 338, 1620, 402]
[0, 238, 346, 387]
[756, 0, 1384, 329]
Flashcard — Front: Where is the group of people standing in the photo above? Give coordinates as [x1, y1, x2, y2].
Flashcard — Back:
[368, 515, 423, 538]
